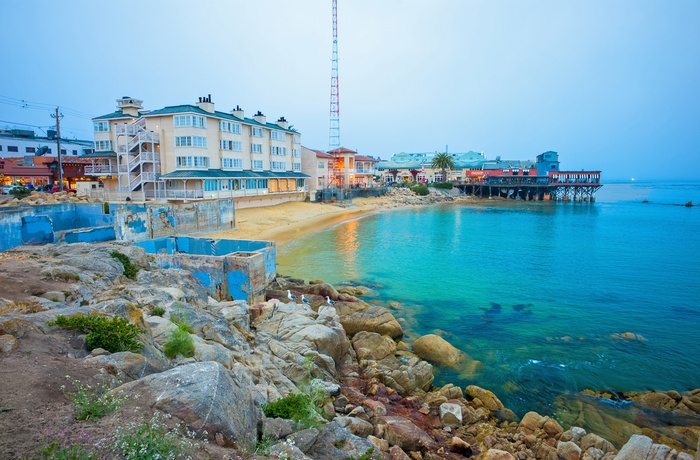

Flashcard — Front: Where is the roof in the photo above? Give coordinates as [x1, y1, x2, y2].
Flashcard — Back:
[96, 104, 300, 134]
[92, 111, 139, 121]
[81, 151, 117, 158]
[328, 147, 357, 155]
[482, 160, 537, 170]
[376, 151, 487, 170]
[159, 169, 309, 180]
[355, 155, 378, 163]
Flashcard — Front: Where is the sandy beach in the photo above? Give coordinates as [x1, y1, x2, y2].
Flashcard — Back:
[205, 195, 408, 248]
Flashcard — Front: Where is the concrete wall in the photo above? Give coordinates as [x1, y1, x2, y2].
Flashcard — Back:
[235, 192, 305, 209]
[114, 199, 234, 243]
[0, 203, 113, 251]
[134, 236, 275, 304]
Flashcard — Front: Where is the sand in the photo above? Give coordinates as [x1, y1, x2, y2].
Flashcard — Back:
[205, 196, 402, 248]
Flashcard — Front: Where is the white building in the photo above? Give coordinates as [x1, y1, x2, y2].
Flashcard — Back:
[87, 95, 307, 207]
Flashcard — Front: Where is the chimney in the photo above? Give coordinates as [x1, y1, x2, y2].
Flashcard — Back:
[231, 105, 244, 119]
[196, 94, 215, 113]
[276, 116, 289, 129]
[116, 96, 143, 117]
[253, 111, 266, 125]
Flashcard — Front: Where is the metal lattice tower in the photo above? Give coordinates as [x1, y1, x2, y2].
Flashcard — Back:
[329, 0, 340, 151]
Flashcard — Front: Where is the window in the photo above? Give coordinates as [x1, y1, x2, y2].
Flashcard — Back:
[175, 136, 207, 148]
[270, 131, 285, 141]
[174, 115, 206, 128]
[204, 180, 220, 192]
[271, 161, 286, 170]
[219, 121, 241, 134]
[94, 140, 112, 151]
[8, 145, 18, 152]
[72, 150, 77, 155]
[0, 145, 3, 151]
[293, 148, 301, 157]
[93, 121, 110, 132]
[220, 140, 242, 151]
[251, 127, 263, 137]
[251, 143, 262, 153]
[318, 161, 325, 168]
[270, 146, 286, 156]
[252, 160, 263, 170]
[293, 135, 300, 144]
[293, 162, 301, 171]
[245, 179, 257, 189]
[26, 147, 36, 153]
[176, 156, 209, 168]
[222, 158, 243, 169]
[61, 149, 67, 155]
[296, 179, 304, 188]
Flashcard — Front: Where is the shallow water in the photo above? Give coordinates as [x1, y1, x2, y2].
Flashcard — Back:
[278, 182, 700, 418]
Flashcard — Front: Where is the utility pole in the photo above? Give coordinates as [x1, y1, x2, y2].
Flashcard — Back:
[51, 107, 63, 189]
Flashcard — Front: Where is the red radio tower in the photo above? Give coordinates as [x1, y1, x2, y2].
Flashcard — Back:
[329, 0, 340, 151]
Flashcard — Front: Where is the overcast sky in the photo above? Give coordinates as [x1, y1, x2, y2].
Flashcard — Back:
[1, 0, 698, 180]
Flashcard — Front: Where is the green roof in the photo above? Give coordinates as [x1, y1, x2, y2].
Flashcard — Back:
[81, 151, 117, 158]
[142, 104, 300, 134]
[160, 169, 309, 180]
[92, 111, 139, 121]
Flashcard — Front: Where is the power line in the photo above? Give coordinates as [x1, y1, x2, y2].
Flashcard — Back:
[0, 95, 95, 120]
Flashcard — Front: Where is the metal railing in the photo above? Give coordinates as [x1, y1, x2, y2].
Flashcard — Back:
[85, 165, 117, 175]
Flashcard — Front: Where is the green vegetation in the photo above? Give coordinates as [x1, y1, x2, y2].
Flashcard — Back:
[151, 306, 166, 317]
[261, 357, 327, 429]
[49, 314, 143, 353]
[163, 319, 195, 359]
[62, 376, 127, 421]
[24, 412, 198, 460]
[432, 182, 453, 189]
[102, 202, 110, 214]
[254, 435, 278, 456]
[51, 271, 80, 281]
[9, 187, 31, 199]
[431, 152, 455, 183]
[411, 184, 429, 196]
[349, 447, 376, 460]
[110, 251, 140, 280]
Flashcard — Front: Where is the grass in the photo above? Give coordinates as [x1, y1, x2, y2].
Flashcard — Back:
[0, 300, 44, 315]
[110, 251, 140, 280]
[151, 306, 166, 317]
[62, 376, 128, 421]
[49, 315, 144, 353]
[51, 271, 80, 281]
[163, 319, 195, 359]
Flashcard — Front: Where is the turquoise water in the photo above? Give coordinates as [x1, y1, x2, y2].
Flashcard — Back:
[278, 182, 700, 417]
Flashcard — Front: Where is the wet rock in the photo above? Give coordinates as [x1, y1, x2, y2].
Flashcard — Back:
[411, 334, 462, 367]
[466, 385, 506, 412]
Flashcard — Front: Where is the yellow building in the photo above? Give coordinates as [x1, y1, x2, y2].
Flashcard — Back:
[87, 95, 307, 207]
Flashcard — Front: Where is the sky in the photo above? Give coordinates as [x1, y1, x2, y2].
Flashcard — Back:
[1, 0, 698, 181]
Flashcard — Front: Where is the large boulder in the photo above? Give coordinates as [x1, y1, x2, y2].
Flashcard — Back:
[351, 331, 396, 361]
[305, 421, 377, 460]
[375, 416, 438, 452]
[85, 351, 169, 381]
[340, 306, 403, 339]
[113, 361, 261, 446]
[466, 385, 506, 412]
[411, 334, 461, 367]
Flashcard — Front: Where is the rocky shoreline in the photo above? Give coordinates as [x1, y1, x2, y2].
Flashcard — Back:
[0, 242, 698, 459]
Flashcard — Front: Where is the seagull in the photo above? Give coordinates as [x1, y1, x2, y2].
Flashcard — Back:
[326, 296, 336, 305]
[301, 294, 310, 304]
[287, 290, 297, 301]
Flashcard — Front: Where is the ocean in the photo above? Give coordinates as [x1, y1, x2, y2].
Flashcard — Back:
[277, 182, 700, 420]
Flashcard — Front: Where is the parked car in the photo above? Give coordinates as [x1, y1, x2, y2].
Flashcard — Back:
[1, 185, 22, 195]
[50, 185, 76, 194]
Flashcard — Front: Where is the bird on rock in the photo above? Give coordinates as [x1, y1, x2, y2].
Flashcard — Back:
[326, 296, 336, 305]
[301, 294, 310, 304]
[287, 290, 297, 301]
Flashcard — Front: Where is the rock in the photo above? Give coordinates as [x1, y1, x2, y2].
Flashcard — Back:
[466, 385, 506, 412]
[362, 399, 388, 418]
[482, 449, 516, 460]
[580, 433, 616, 455]
[367, 435, 390, 452]
[113, 361, 260, 446]
[85, 351, 169, 381]
[352, 331, 396, 361]
[306, 283, 340, 299]
[41, 291, 66, 302]
[440, 402, 463, 428]
[411, 334, 462, 367]
[362, 355, 434, 395]
[376, 415, 439, 452]
[0, 334, 18, 353]
[614, 434, 652, 459]
[389, 445, 412, 459]
[334, 415, 374, 437]
[557, 441, 582, 460]
[340, 306, 403, 339]
[262, 417, 295, 439]
[449, 436, 472, 455]
[289, 427, 320, 453]
[305, 421, 377, 460]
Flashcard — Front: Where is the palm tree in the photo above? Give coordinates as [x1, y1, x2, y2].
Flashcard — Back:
[431, 152, 455, 183]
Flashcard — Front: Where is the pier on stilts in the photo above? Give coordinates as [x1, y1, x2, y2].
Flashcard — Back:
[455, 171, 602, 202]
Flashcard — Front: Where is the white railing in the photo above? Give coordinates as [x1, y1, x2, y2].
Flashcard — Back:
[85, 165, 117, 175]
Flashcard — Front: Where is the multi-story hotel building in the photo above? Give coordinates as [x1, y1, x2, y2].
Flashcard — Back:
[86, 96, 307, 207]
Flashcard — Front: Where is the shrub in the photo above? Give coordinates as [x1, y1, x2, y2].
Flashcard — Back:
[411, 184, 429, 196]
[110, 251, 140, 280]
[108, 412, 198, 459]
[62, 376, 127, 421]
[152, 306, 166, 317]
[49, 315, 143, 353]
[163, 322, 195, 359]
[432, 182, 453, 189]
[9, 187, 30, 198]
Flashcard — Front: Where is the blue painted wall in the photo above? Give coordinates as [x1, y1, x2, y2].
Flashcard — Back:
[63, 226, 116, 244]
[20, 215, 55, 245]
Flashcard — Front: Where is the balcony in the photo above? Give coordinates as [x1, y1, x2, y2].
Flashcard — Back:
[85, 165, 118, 175]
